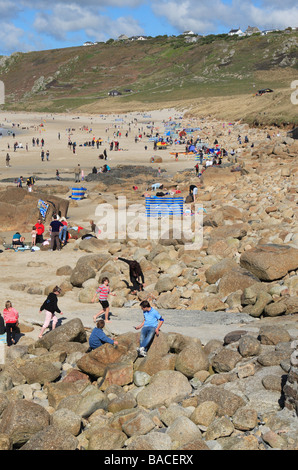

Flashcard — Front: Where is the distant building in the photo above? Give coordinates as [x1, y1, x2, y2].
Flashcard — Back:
[261, 29, 280, 35]
[83, 41, 94, 46]
[245, 26, 261, 36]
[130, 35, 148, 41]
[184, 35, 199, 43]
[228, 28, 244, 36]
[182, 30, 195, 35]
[117, 34, 129, 41]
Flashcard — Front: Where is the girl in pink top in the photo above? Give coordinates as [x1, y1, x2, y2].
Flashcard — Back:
[91, 277, 116, 323]
[3, 300, 19, 346]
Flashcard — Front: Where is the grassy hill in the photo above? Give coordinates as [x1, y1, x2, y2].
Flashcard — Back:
[0, 31, 297, 125]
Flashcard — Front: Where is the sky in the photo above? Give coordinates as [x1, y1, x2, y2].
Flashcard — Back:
[0, 0, 297, 56]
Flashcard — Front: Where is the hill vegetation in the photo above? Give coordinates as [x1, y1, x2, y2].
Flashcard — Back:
[0, 31, 297, 126]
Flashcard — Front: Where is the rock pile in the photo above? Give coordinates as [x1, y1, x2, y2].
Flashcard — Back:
[43, 143, 298, 320]
[54, 235, 298, 320]
[0, 318, 297, 450]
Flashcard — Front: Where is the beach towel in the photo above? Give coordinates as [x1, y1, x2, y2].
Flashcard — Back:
[37, 199, 49, 219]
[0, 334, 6, 344]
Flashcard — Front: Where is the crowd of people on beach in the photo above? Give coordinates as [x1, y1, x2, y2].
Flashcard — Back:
[1, 114, 278, 359]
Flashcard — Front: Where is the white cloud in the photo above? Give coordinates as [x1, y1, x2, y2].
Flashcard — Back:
[151, 0, 298, 33]
[0, 24, 34, 55]
[33, 3, 144, 41]
[21, 0, 145, 9]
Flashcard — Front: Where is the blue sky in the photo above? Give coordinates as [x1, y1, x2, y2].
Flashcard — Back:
[0, 0, 297, 56]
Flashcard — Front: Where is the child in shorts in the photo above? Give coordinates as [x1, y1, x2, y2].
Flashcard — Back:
[92, 277, 116, 323]
[31, 226, 37, 246]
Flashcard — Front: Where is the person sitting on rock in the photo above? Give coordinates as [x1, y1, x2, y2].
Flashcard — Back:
[87, 319, 118, 352]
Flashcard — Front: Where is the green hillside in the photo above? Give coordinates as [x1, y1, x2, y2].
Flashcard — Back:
[0, 31, 297, 124]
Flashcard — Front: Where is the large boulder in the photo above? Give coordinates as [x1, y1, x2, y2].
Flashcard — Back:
[155, 275, 175, 294]
[240, 244, 298, 281]
[20, 425, 78, 450]
[0, 187, 69, 232]
[35, 318, 87, 350]
[0, 400, 50, 447]
[79, 237, 108, 253]
[205, 258, 239, 284]
[70, 254, 111, 287]
[156, 291, 181, 309]
[218, 267, 261, 297]
[77, 332, 138, 378]
[175, 341, 209, 378]
[196, 386, 246, 417]
[210, 223, 248, 240]
[137, 370, 192, 409]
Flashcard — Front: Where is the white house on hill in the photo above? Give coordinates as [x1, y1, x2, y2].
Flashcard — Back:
[228, 28, 244, 36]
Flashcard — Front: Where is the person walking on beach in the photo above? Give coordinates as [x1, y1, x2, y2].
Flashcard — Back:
[3, 301, 19, 347]
[5, 153, 10, 167]
[38, 286, 63, 338]
[92, 277, 116, 323]
[87, 319, 118, 351]
[74, 164, 81, 182]
[134, 300, 164, 357]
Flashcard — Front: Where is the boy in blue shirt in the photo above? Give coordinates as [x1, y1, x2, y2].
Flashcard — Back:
[88, 319, 118, 351]
[134, 300, 164, 357]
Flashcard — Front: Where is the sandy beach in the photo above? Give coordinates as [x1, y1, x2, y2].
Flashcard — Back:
[0, 108, 294, 344]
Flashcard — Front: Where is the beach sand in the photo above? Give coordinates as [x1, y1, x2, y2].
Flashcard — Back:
[0, 109, 291, 345]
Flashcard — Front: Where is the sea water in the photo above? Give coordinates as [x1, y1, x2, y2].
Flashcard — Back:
[0, 127, 14, 137]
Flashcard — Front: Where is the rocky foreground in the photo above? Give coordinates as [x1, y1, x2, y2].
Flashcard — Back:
[0, 122, 297, 451]
[0, 317, 297, 450]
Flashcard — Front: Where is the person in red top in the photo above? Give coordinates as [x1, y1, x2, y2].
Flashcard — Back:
[34, 218, 45, 244]
[3, 300, 19, 346]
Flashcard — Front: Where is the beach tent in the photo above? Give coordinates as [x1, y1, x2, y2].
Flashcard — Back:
[146, 196, 184, 217]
